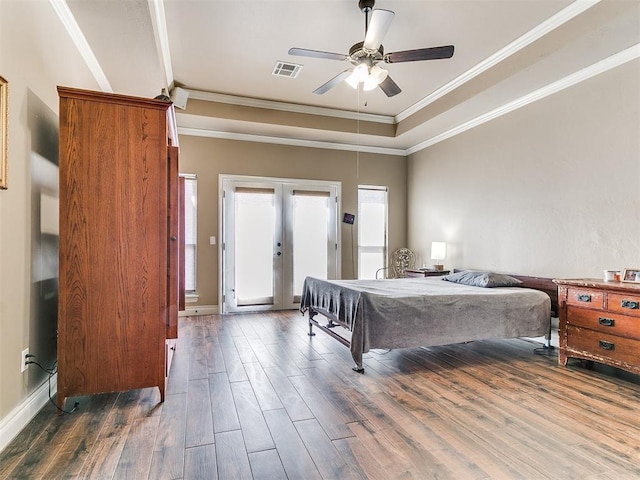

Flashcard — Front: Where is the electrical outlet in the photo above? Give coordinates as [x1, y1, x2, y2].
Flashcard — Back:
[21, 348, 29, 373]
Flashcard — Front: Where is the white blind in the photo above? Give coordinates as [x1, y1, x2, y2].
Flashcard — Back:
[183, 175, 197, 292]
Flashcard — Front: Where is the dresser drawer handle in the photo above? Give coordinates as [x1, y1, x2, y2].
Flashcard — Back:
[598, 340, 615, 351]
[621, 300, 639, 309]
[576, 294, 592, 302]
[598, 317, 615, 327]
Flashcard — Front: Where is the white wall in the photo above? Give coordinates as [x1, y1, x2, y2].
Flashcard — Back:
[408, 59, 640, 279]
[0, 0, 99, 449]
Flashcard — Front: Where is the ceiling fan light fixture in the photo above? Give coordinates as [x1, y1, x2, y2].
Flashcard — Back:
[362, 77, 378, 91]
[348, 63, 388, 91]
[370, 64, 388, 82]
[346, 63, 370, 89]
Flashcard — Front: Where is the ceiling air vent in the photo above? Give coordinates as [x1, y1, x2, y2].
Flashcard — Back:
[272, 61, 303, 79]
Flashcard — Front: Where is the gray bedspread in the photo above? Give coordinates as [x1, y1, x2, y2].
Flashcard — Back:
[300, 276, 551, 369]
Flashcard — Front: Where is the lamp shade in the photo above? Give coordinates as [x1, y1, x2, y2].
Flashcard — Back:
[430, 241, 446, 261]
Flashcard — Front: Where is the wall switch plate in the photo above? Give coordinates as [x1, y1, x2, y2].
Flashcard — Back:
[210, 236, 216, 245]
[21, 348, 29, 373]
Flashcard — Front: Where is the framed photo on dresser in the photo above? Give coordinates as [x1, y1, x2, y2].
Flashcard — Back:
[621, 268, 640, 283]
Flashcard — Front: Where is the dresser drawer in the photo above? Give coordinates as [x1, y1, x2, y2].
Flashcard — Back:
[566, 288, 604, 309]
[566, 325, 640, 367]
[566, 306, 640, 340]
[608, 292, 640, 316]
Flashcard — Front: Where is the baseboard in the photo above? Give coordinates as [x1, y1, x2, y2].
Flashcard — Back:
[179, 305, 219, 317]
[0, 374, 57, 454]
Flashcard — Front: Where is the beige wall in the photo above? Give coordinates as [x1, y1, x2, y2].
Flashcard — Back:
[407, 59, 640, 278]
[178, 136, 407, 306]
[0, 1, 100, 428]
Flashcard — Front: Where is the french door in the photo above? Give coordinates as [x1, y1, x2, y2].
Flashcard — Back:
[221, 176, 340, 313]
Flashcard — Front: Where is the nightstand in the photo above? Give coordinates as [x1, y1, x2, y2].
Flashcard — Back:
[405, 269, 450, 278]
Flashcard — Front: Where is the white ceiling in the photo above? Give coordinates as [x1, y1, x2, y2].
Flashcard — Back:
[62, 0, 640, 154]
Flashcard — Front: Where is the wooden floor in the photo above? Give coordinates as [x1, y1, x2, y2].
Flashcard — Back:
[1, 311, 639, 480]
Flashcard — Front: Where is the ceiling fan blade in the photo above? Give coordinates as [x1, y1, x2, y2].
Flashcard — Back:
[288, 48, 348, 61]
[385, 45, 454, 63]
[379, 75, 401, 97]
[363, 9, 395, 52]
[313, 70, 352, 95]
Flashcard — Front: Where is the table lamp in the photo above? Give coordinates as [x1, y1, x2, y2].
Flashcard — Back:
[431, 242, 446, 271]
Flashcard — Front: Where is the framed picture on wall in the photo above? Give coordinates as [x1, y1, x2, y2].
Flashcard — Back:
[621, 268, 640, 283]
[0, 75, 7, 190]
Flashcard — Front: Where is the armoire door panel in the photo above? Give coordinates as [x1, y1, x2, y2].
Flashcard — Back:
[167, 145, 179, 340]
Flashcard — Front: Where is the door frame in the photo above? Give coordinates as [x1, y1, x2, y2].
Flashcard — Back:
[218, 174, 342, 314]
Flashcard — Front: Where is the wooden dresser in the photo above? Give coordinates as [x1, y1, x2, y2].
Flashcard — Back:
[554, 278, 640, 375]
[57, 87, 182, 407]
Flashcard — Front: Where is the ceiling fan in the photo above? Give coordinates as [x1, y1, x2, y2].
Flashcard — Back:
[288, 0, 454, 97]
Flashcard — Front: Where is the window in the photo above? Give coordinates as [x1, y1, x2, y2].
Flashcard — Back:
[183, 174, 197, 293]
[358, 186, 388, 279]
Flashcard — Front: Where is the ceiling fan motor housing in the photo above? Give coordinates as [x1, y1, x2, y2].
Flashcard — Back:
[349, 41, 384, 65]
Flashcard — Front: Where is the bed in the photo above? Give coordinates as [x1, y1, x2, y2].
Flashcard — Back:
[300, 271, 555, 372]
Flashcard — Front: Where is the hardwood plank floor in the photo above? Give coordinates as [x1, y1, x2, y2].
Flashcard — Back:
[1, 311, 639, 479]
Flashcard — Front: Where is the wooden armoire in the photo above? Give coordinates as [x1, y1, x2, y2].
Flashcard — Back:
[57, 87, 182, 407]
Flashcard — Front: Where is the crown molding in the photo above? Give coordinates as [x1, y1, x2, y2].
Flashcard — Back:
[396, 0, 601, 122]
[407, 44, 640, 155]
[179, 127, 406, 156]
[50, 0, 112, 92]
[55, 0, 629, 158]
[148, 0, 173, 90]
[183, 1, 602, 130]
[180, 46, 638, 157]
[186, 89, 395, 125]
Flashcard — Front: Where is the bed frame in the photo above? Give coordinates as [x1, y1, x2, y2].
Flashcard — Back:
[305, 273, 558, 372]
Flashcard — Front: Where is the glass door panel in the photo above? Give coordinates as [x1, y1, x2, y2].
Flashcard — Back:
[235, 188, 276, 305]
[291, 191, 330, 297]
